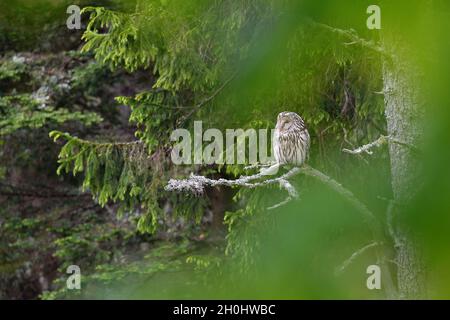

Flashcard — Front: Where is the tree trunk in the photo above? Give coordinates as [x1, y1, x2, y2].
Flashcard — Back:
[383, 43, 426, 298]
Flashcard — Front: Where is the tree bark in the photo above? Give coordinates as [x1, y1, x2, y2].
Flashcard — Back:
[383, 42, 426, 298]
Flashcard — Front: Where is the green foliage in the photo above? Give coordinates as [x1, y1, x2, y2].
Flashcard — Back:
[115, 90, 180, 150]
[0, 0, 69, 51]
[50, 131, 153, 230]
[70, 61, 110, 96]
[2, 0, 449, 300]
[79, 1, 285, 93]
[41, 239, 221, 299]
[224, 186, 280, 272]
[0, 200, 148, 299]
[50, 130, 208, 234]
[45, 0, 392, 299]
[0, 94, 102, 136]
[38, 211, 153, 299]
[81, 6, 155, 73]
[0, 59, 28, 82]
[52, 221, 137, 271]
[47, 1, 389, 278]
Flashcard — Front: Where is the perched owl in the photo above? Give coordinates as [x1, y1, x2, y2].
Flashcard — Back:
[273, 111, 310, 166]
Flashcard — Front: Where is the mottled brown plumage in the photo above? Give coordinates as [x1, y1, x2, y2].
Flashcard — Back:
[273, 111, 310, 166]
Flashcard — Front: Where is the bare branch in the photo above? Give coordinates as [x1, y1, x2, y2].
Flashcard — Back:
[389, 137, 421, 155]
[335, 242, 381, 275]
[244, 162, 273, 171]
[343, 135, 388, 155]
[267, 179, 299, 210]
[301, 165, 379, 227]
[178, 71, 238, 125]
[343, 135, 420, 156]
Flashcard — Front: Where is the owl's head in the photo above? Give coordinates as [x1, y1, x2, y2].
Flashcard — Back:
[276, 111, 305, 132]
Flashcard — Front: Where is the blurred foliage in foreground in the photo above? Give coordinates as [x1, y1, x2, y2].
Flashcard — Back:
[1, 0, 450, 299]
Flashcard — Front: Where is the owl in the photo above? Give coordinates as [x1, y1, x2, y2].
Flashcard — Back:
[273, 111, 310, 166]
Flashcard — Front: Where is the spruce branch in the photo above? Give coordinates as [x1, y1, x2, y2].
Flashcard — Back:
[0, 182, 90, 199]
[50, 130, 143, 149]
[311, 21, 391, 58]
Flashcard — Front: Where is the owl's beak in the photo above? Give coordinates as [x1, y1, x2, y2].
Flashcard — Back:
[276, 120, 283, 129]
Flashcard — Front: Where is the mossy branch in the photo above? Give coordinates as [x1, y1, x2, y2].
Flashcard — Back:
[165, 163, 397, 297]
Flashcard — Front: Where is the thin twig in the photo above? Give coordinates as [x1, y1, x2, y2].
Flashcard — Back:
[343, 135, 420, 156]
[178, 71, 238, 125]
[335, 242, 381, 275]
[343, 135, 388, 155]
[244, 162, 273, 170]
[267, 179, 299, 210]
[301, 165, 379, 226]
[312, 21, 391, 58]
